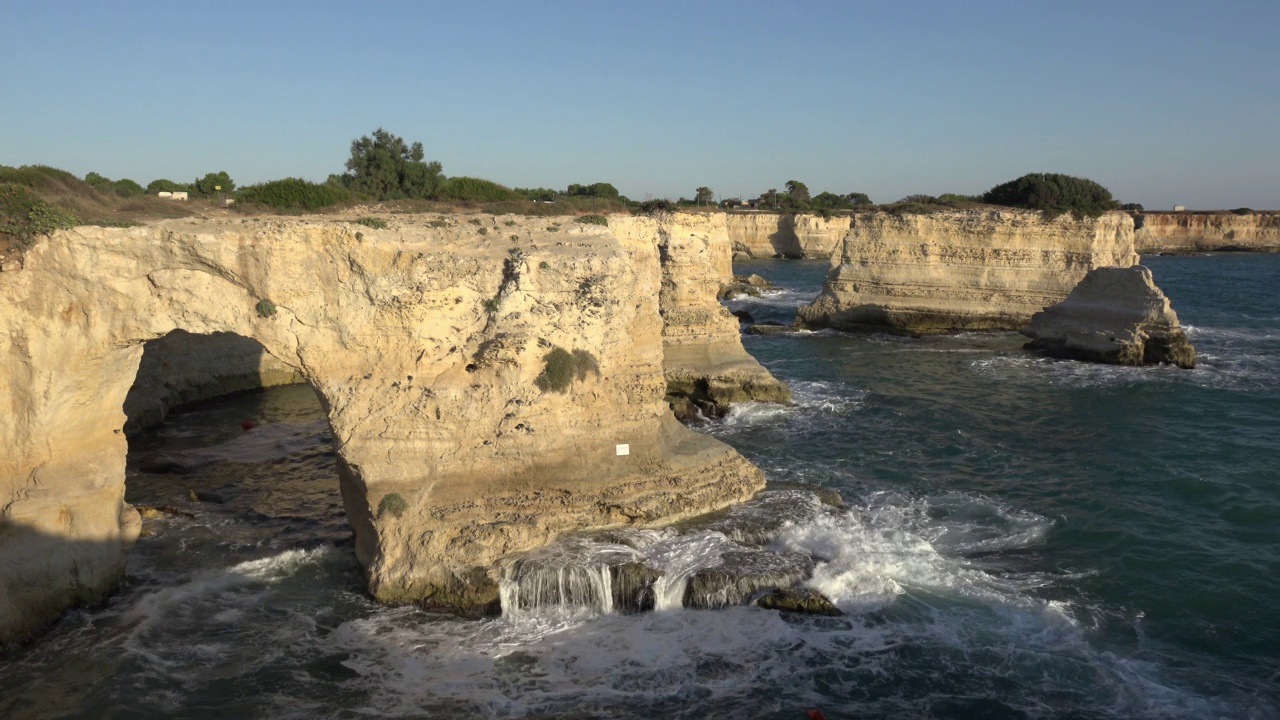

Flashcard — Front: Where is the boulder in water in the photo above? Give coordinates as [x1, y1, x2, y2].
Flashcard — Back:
[756, 587, 843, 616]
[731, 309, 755, 325]
[1021, 265, 1196, 368]
[746, 321, 791, 336]
[683, 549, 814, 609]
[734, 273, 772, 289]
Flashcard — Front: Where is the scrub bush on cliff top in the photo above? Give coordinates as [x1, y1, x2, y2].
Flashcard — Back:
[236, 178, 355, 210]
[0, 183, 78, 246]
[983, 173, 1120, 220]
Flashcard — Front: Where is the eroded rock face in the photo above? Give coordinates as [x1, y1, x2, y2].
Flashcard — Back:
[613, 214, 791, 420]
[725, 213, 849, 258]
[1021, 265, 1196, 368]
[0, 215, 765, 641]
[796, 209, 1139, 333]
[1134, 212, 1280, 254]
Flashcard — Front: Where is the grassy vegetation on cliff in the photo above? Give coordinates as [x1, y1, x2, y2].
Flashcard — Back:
[0, 183, 78, 246]
[237, 178, 357, 211]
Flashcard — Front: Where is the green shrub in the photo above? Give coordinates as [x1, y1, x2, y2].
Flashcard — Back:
[468, 218, 482, 225]
[354, 216, 388, 229]
[426, 219, 449, 228]
[1231, 207, 1254, 215]
[538, 260, 550, 270]
[637, 199, 676, 215]
[255, 298, 277, 318]
[478, 227, 488, 235]
[547, 224, 560, 232]
[503, 220, 516, 227]
[571, 349, 599, 380]
[377, 492, 408, 519]
[576, 214, 608, 226]
[935, 193, 981, 205]
[0, 165, 91, 194]
[535, 347, 576, 392]
[508, 234, 520, 242]
[0, 183, 78, 245]
[146, 178, 192, 194]
[881, 201, 940, 216]
[982, 173, 1119, 219]
[436, 176, 521, 203]
[236, 178, 355, 210]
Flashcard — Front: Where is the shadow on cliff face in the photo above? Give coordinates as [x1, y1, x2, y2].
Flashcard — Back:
[768, 215, 804, 258]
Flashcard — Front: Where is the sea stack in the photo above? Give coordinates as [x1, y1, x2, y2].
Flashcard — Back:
[795, 209, 1139, 333]
[1021, 265, 1196, 368]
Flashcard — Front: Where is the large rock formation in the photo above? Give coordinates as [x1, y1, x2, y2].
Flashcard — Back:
[1021, 265, 1196, 368]
[725, 213, 848, 259]
[795, 209, 1139, 333]
[613, 214, 791, 420]
[0, 214, 766, 642]
[1133, 211, 1280, 254]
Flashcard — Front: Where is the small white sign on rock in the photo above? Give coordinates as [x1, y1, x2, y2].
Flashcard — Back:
[615, 443, 630, 456]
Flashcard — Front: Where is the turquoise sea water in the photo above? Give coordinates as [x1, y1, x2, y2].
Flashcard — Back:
[1, 254, 1277, 719]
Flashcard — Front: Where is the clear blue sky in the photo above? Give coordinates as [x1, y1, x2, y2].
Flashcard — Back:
[3, 0, 1277, 209]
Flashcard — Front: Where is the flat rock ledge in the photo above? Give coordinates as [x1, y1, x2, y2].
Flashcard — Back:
[1021, 265, 1196, 368]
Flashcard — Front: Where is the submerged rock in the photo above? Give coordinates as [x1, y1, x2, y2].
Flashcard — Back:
[746, 321, 791, 336]
[683, 550, 814, 609]
[756, 587, 843, 616]
[717, 282, 762, 300]
[1021, 265, 1196, 368]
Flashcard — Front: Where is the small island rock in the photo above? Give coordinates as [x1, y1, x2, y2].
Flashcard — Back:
[1021, 265, 1196, 368]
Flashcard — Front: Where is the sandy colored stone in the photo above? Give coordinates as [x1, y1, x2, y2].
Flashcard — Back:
[612, 214, 791, 419]
[796, 209, 1139, 333]
[724, 213, 848, 259]
[1134, 212, 1280, 254]
[1021, 265, 1196, 368]
[0, 214, 765, 641]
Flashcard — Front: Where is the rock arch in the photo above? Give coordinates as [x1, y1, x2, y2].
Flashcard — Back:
[1, 217, 764, 641]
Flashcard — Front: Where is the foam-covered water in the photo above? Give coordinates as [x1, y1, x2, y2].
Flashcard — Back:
[2, 256, 1278, 718]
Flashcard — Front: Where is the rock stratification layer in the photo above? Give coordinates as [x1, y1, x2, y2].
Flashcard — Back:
[0, 215, 765, 642]
[613, 214, 791, 419]
[1021, 265, 1196, 368]
[725, 213, 848, 259]
[796, 209, 1139, 333]
[1133, 212, 1280, 254]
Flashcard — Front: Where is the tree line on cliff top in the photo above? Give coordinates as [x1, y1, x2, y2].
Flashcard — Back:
[1, 126, 1151, 246]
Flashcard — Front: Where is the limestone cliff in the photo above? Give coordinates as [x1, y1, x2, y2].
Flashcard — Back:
[613, 213, 791, 419]
[1134, 212, 1280, 253]
[724, 213, 848, 259]
[796, 209, 1139, 333]
[1022, 265, 1196, 368]
[0, 214, 765, 641]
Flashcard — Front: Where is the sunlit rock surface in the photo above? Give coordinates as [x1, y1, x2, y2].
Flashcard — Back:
[0, 214, 765, 641]
[1022, 265, 1196, 368]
